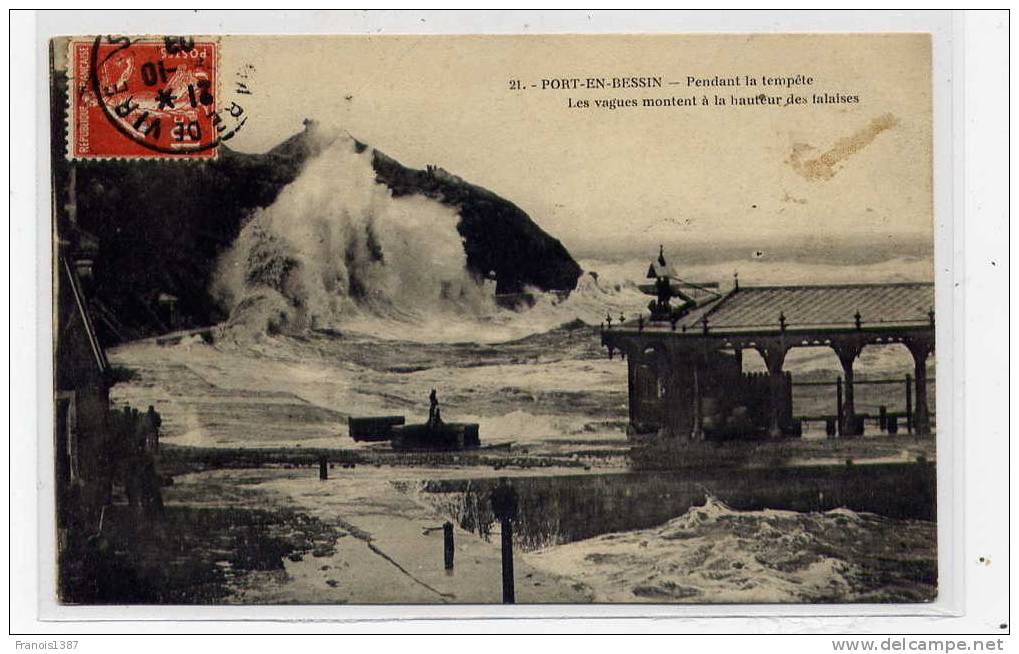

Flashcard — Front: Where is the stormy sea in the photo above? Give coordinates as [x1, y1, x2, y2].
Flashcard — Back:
[107, 135, 937, 603]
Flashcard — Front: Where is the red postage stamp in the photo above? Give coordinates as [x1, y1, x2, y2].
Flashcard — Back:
[69, 36, 235, 160]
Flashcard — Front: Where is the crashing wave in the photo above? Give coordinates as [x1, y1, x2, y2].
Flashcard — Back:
[212, 134, 495, 337]
[211, 131, 933, 346]
[211, 136, 650, 343]
[530, 495, 936, 603]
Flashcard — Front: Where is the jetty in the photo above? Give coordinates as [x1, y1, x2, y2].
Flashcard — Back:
[348, 390, 480, 451]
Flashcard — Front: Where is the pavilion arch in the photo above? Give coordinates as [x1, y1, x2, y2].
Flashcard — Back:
[736, 347, 767, 374]
[857, 341, 916, 378]
[773, 346, 845, 436]
[782, 345, 844, 378]
[854, 341, 932, 424]
[629, 341, 671, 432]
[730, 345, 844, 378]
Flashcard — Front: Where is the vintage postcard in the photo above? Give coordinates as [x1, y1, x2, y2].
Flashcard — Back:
[51, 32, 936, 605]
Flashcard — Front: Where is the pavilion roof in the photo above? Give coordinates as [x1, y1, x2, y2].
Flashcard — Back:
[657, 282, 935, 335]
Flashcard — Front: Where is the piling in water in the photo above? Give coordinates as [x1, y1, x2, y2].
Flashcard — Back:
[501, 519, 514, 604]
[443, 521, 454, 570]
[491, 480, 518, 604]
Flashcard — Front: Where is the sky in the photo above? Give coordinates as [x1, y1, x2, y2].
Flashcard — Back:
[210, 34, 931, 257]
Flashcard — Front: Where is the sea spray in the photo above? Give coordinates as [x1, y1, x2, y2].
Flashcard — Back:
[212, 133, 491, 337]
[527, 494, 936, 603]
[210, 132, 652, 342]
[210, 130, 933, 344]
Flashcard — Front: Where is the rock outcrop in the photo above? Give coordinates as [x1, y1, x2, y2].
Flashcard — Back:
[53, 75, 582, 341]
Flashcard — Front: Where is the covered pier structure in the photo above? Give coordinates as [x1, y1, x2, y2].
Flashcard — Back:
[601, 281, 935, 440]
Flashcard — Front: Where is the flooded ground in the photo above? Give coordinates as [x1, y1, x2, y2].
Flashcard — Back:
[99, 299, 936, 604]
[68, 464, 935, 604]
[418, 463, 936, 551]
[108, 311, 933, 453]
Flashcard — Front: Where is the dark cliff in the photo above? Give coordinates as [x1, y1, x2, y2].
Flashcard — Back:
[53, 76, 582, 342]
[370, 149, 581, 295]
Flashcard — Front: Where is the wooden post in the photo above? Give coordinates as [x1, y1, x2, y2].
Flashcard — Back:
[879, 406, 888, 432]
[318, 454, 328, 480]
[500, 519, 515, 603]
[905, 374, 913, 435]
[833, 344, 862, 436]
[784, 371, 794, 425]
[626, 349, 637, 432]
[836, 377, 844, 437]
[443, 521, 454, 570]
[759, 345, 788, 438]
[690, 364, 703, 440]
[491, 480, 518, 604]
[907, 340, 933, 436]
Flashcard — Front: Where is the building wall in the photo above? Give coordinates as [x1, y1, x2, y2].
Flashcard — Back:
[55, 258, 111, 529]
[626, 344, 783, 440]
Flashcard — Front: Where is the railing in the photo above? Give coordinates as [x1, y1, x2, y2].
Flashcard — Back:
[790, 375, 936, 436]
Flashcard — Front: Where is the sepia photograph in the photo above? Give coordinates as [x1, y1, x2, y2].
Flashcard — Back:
[49, 30, 941, 607]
